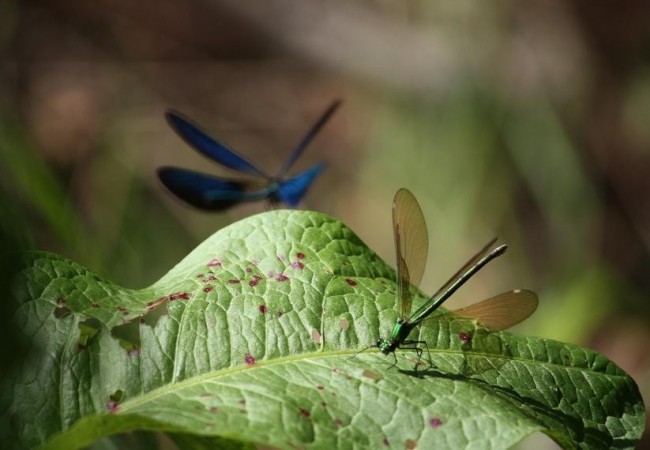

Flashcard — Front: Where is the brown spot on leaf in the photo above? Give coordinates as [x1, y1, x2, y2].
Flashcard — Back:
[311, 329, 321, 344]
[362, 369, 383, 382]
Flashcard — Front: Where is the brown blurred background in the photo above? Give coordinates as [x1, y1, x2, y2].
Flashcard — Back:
[1, 1, 649, 447]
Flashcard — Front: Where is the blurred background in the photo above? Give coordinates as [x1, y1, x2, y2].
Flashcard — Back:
[1, 0, 649, 447]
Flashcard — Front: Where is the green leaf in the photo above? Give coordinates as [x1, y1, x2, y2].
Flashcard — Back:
[3, 211, 645, 449]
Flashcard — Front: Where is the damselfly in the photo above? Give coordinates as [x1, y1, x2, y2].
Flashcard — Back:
[158, 100, 341, 210]
[377, 188, 538, 367]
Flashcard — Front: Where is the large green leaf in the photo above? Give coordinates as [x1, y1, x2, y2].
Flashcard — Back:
[2, 211, 645, 449]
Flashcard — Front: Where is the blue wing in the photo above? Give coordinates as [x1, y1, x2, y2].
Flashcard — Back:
[277, 100, 341, 177]
[166, 110, 270, 179]
[276, 164, 325, 207]
[158, 167, 267, 211]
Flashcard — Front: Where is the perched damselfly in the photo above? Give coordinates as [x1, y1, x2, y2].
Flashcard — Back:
[376, 188, 538, 366]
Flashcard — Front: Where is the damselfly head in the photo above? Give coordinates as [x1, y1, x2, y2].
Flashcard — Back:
[376, 338, 397, 355]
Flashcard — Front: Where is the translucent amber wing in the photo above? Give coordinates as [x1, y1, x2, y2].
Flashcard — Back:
[392, 188, 429, 320]
[448, 289, 538, 330]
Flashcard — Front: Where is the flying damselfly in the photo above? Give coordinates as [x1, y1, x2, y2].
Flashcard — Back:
[158, 100, 341, 210]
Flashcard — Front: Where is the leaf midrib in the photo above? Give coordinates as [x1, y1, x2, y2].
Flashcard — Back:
[118, 346, 625, 414]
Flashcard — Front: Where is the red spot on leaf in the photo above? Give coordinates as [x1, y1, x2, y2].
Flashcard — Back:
[276, 274, 289, 282]
[203, 286, 213, 293]
[345, 278, 357, 286]
[459, 332, 471, 343]
[249, 275, 262, 287]
[429, 417, 443, 428]
[244, 354, 256, 365]
[197, 273, 204, 278]
[317, 385, 325, 391]
[276, 311, 284, 318]
[334, 418, 343, 426]
[107, 401, 119, 413]
[291, 261, 305, 270]
[239, 399, 246, 405]
[169, 292, 191, 301]
[116, 306, 127, 312]
[246, 267, 252, 273]
[299, 408, 310, 418]
[296, 252, 306, 259]
[259, 305, 268, 314]
[139, 317, 145, 324]
[91, 303, 100, 308]
[228, 279, 241, 284]
[383, 438, 390, 447]
[207, 258, 222, 267]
